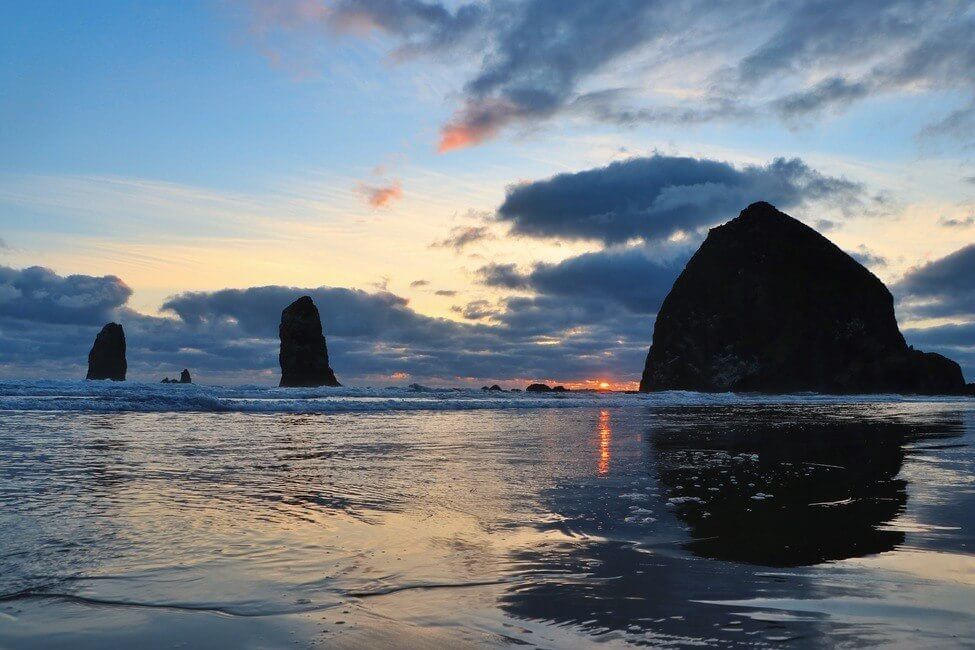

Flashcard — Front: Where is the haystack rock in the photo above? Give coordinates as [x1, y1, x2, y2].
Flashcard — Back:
[179, 369, 192, 384]
[640, 202, 968, 395]
[278, 296, 340, 388]
[86, 323, 126, 381]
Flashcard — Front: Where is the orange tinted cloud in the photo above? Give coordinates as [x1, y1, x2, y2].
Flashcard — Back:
[438, 99, 519, 152]
[358, 181, 402, 208]
[439, 123, 493, 152]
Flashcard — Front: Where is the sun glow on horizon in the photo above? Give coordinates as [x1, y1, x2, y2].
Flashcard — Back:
[562, 379, 637, 392]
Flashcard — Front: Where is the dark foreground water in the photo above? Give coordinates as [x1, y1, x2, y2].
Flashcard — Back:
[1, 383, 974, 648]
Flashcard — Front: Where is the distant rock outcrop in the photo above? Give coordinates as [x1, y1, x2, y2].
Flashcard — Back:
[640, 202, 968, 395]
[279, 296, 341, 388]
[86, 323, 126, 381]
[526, 383, 569, 393]
[162, 369, 192, 384]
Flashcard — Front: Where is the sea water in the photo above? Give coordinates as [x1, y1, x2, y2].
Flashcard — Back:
[1, 380, 974, 648]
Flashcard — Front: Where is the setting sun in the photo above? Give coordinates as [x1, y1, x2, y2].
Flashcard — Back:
[599, 382, 611, 390]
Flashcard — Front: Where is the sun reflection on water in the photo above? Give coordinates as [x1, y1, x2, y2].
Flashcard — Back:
[597, 409, 611, 476]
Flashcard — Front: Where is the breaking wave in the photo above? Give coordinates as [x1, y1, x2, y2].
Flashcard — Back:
[0, 380, 970, 413]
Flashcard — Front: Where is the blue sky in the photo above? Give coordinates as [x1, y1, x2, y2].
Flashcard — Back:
[1, 1, 974, 386]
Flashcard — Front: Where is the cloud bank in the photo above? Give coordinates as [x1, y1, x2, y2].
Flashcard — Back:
[3, 233, 974, 384]
[249, 0, 975, 149]
[896, 244, 975, 320]
[893, 244, 975, 380]
[496, 155, 863, 244]
[0, 266, 650, 385]
[0, 266, 132, 325]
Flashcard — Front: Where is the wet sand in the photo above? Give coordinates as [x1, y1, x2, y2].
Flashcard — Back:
[2, 394, 974, 647]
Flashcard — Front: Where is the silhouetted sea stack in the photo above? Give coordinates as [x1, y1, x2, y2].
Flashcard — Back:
[162, 369, 192, 384]
[279, 296, 340, 388]
[86, 323, 126, 381]
[640, 202, 967, 395]
[526, 383, 569, 393]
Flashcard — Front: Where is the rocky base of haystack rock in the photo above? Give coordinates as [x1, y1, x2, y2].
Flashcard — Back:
[640, 202, 968, 395]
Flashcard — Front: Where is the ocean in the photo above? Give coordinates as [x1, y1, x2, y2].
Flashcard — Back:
[1, 381, 974, 648]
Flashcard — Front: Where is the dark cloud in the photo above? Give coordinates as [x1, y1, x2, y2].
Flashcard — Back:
[496, 155, 863, 245]
[896, 244, 975, 319]
[0, 265, 652, 385]
[162, 285, 418, 338]
[920, 105, 975, 141]
[434, 289, 457, 296]
[772, 77, 870, 118]
[156, 283, 656, 383]
[253, 0, 975, 147]
[493, 294, 650, 360]
[325, 0, 486, 53]
[0, 265, 132, 326]
[904, 321, 975, 348]
[939, 214, 975, 228]
[728, 1, 975, 132]
[474, 244, 689, 324]
[452, 299, 498, 321]
[476, 262, 530, 289]
[848, 245, 888, 269]
[409, 279, 430, 287]
[429, 225, 494, 251]
[734, 0, 920, 84]
[436, 1, 680, 149]
[571, 90, 754, 127]
[527, 246, 689, 314]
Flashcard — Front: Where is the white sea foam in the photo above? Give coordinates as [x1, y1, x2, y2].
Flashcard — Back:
[0, 380, 970, 414]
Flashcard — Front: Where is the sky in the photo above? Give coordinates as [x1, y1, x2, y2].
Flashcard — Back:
[1, 0, 974, 387]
